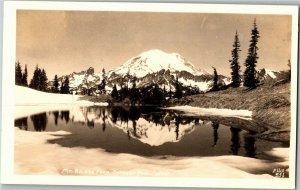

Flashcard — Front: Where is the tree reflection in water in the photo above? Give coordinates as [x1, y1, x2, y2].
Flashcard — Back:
[230, 127, 241, 155]
[15, 117, 28, 130]
[244, 132, 257, 158]
[212, 121, 219, 147]
[30, 112, 47, 132]
[16, 106, 263, 158]
[52, 111, 59, 126]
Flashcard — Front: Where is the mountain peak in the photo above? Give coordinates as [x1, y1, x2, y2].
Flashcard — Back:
[113, 49, 204, 77]
[86, 67, 94, 75]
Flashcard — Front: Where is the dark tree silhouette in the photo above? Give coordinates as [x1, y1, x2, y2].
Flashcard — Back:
[60, 76, 70, 94]
[29, 65, 48, 91]
[244, 132, 256, 158]
[129, 76, 139, 104]
[98, 68, 107, 94]
[288, 59, 291, 81]
[61, 111, 70, 123]
[53, 111, 59, 126]
[15, 61, 23, 85]
[244, 20, 260, 88]
[174, 76, 182, 99]
[53, 75, 59, 93]
[175, 116, 180, 140]
[111, 84, 118, 99]
[230, 127, 241, 155]
[212, 121, 219, 146]
[14, 117, 28, 130]
[230, 31, 241, 88]
[31, 112, 47, 132]
[212, 67, 219, 91]
[21, 64, 28, 86]
[40, 69, 48, 91]
[29, 65, 40, 89]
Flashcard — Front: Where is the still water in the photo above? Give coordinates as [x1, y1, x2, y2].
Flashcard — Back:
[15, 106, 286, 160]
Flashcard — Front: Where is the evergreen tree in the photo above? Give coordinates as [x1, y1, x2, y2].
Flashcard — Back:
[98, 68, 107, 94]
[174, 76, 182, 99]
[244, 20, 260, 88]
[29, 65, 40, 90]
[60, 76, 70, 94]
[288, 59, 291, 81]
[230, 31, 241, 88]
[53, 75, 59, 93]
[129, 76, 139, 104]
[21, 64, 28, 86]
[40, 69, 48, 91]
[15, 61, 23, 85]
[212, 67, 219, 91]
[111, 84, 118, 99]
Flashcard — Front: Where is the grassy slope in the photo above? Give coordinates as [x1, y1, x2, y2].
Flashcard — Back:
[168, 82, 291, 142]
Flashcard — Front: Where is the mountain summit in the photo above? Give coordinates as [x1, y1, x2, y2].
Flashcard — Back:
[113, 49, 207, 78]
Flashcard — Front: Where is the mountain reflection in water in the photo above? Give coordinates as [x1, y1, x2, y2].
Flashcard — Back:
[14, 106, 286, 159]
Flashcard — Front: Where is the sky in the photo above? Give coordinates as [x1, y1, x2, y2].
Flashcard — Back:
[16, 10, 292, 80]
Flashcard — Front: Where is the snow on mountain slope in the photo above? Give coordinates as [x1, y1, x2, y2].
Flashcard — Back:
[113, 49, 207, 78]
[264, 69, 277, 79]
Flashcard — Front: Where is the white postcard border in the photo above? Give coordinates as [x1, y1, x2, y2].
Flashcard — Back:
[1, 1, 298, 189]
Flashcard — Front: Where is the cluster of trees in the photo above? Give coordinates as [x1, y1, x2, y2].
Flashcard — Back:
[110, 75, 201, 105]
[111, 80, 165, 105]
[15, 61, 28, 86]
[230, 20, 260, 89]
[212, 20, 260, 91]
[15, 62, 71, 94]
[29, 65, 48, 91]
[59, 76, 70, 94]
[15, 62, 49, 91]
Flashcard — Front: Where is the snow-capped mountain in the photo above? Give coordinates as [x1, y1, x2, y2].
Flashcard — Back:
[257, 68, 290, 83]
[49, 67, 103, 95]
[107, 49, 228, 92]
[112, 49, 208, 78]
[52, 49, 229, 94]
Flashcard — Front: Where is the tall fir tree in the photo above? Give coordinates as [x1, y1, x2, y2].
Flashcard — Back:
[29, 65, 40, 90]
[244, 20, 260, 88]
[98, 68, 107, 94]
[229, 31, 241, 88]
[174, 76, 182, 99]
[288, 59, 291, 81]
[40, 69, 48, 91]
[21, 64, 28, 86]
[111, 84, 118, 99]
[212, 67, 219, 91]
[15, 61, 23, 85]
[60, 76, 70, 94]
[129, 76, 139, 103]
[53, 75, 59, 93]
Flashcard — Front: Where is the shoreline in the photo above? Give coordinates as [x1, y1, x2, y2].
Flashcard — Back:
[165, 82, 291, 143]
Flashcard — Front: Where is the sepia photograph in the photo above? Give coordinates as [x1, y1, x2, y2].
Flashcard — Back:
[1, 1, 298, 189]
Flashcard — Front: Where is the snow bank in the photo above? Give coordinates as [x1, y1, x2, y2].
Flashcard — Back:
[15, 86, 108, 118]
[165, 106, 252, 120]
[14, 128, 288, 178]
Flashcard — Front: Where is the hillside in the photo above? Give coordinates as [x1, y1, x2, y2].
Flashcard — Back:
[167, 82, 291, 142]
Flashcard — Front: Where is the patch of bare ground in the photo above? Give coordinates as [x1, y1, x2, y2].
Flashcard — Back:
[167, 82, 291, 142]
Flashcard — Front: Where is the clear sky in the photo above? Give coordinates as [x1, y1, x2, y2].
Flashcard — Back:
[16, 10, 291, 80]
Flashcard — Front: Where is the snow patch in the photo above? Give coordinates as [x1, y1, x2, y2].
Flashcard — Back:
[14, 128, 287, 178]
[165, 106, 252, 120]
